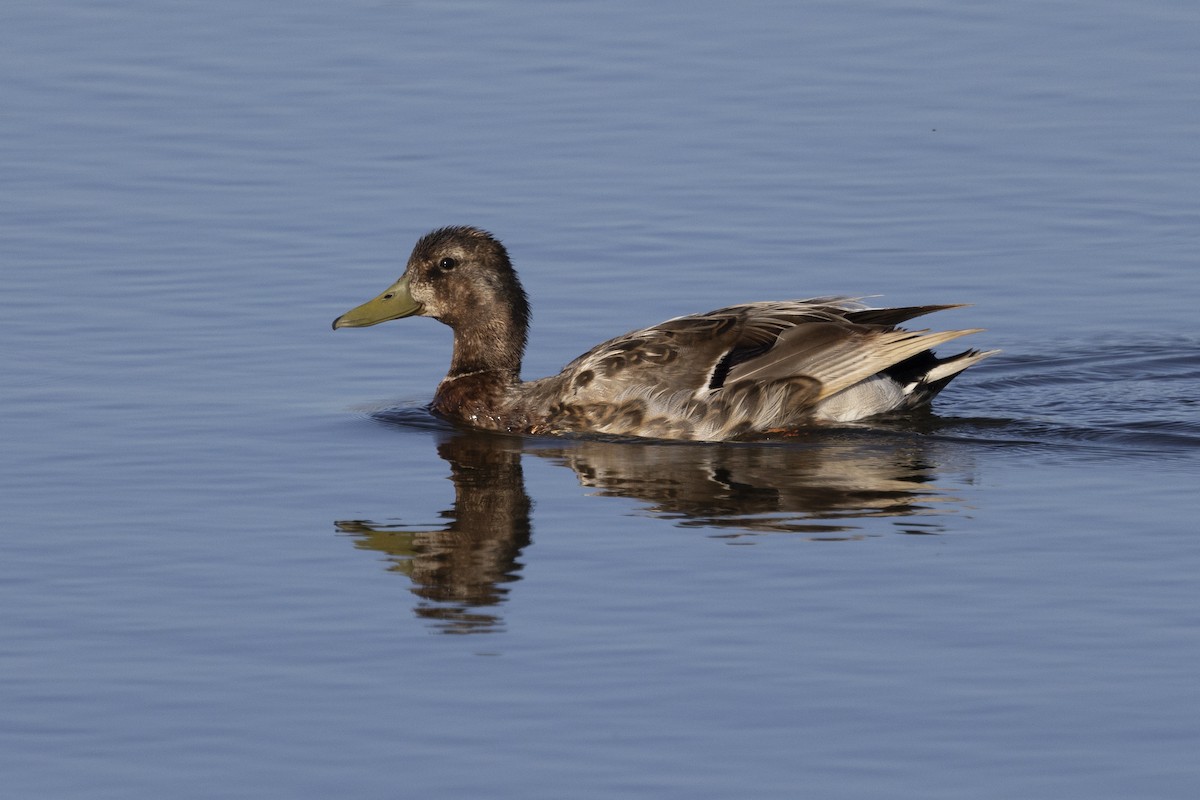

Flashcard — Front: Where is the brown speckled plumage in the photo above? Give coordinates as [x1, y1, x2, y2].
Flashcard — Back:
[334, 226, 998, 441]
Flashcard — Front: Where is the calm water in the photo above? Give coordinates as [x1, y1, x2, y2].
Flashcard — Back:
[3, 1, 1199, 797]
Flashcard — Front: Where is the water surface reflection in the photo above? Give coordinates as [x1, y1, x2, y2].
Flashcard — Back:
[336, 426, 974, 633]
[534, 431, 967, 537]
[336, 434, 530, 634]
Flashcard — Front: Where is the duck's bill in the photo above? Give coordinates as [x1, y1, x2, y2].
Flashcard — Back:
[332, 275, 422, 329]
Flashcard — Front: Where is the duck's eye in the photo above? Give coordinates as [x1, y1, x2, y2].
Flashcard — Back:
[438, 257, 458, 270]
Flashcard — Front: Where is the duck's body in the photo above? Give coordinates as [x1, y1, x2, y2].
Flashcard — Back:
[334, 226, 997, 441]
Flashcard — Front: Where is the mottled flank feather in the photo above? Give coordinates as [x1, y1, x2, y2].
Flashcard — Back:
[335, 227, 998, 441]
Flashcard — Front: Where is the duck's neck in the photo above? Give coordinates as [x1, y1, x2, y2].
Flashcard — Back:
[432, 308, 527, 426]
[445, 311, 525, 384]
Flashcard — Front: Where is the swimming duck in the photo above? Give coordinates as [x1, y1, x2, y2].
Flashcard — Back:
[333, 226, 997, 441]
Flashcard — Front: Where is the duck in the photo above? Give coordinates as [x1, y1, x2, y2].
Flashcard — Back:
[333, 226, 997, 441]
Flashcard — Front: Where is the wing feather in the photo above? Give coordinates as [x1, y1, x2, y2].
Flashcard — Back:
[551, 300, 983, 410]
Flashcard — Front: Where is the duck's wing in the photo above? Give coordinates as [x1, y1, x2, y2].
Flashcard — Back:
[518, 298, 991, 438]
[841, 303, 968, 327]
[552, 300, 857, 400]
[724, 321, 984, 402]
[552, 299, 984, 404]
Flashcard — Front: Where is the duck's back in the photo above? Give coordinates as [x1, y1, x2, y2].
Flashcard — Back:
[518, 299, 995, 440]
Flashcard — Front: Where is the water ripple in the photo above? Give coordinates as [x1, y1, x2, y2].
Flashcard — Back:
[938, 334, 1200, 457]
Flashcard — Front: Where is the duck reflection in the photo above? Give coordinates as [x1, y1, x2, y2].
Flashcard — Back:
[533, 430, 963, 537]
[335, 434, 530, 634]
[336, 421, 973, 634]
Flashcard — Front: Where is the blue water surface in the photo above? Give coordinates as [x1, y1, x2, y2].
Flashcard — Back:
[2, 1, 1198, 798]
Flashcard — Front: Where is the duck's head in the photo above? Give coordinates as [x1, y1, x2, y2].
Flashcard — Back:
[332, 226, 530, 333]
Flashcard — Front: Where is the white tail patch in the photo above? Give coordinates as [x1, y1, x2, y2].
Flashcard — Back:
[813, 375, 906, 422]
[925, 349, 1001, 384]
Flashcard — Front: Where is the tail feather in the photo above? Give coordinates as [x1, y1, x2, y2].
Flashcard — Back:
[908, 348, 1000, 404]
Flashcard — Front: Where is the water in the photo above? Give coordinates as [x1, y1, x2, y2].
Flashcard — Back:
[3, 1, 1198, 797]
